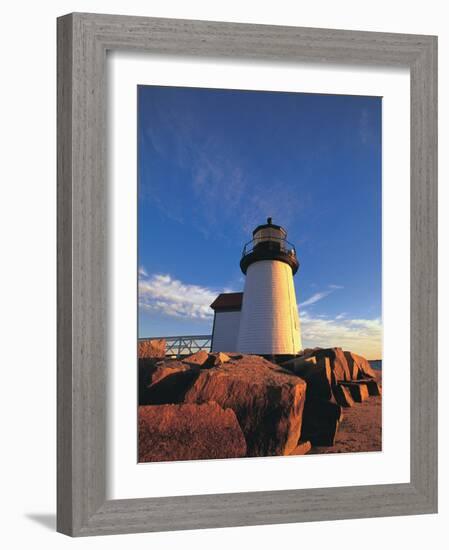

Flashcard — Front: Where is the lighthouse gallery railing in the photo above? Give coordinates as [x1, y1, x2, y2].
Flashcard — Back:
[241, 236, 297, 258]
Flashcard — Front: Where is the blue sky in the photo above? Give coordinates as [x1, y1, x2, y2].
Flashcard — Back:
[138, 86, 382, 358]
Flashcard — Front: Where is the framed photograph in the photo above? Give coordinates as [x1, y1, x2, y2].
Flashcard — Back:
[57, 13, 437, 536]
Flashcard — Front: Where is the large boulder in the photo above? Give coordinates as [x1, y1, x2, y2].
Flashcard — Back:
[301, 399, 343, 446]
[302, 347, 322, 358]
[340, 381, 369, 402]
[139, 402, 247, 462]
[182, 350, 210, 367]
[316, 348, 351, 381]
[183, 351, 232, 369]
[333, 384, 355, 407]
[138, 358, 160, 404]
[139, 360, 200, 405]
[364, 379, 381, 396]
[184, 355, 307, 457]
[281, 355, 317, 371]
[207, 352, 232, 367]
[300, 347, 351, 382]
[138, 338, 166, 359]
[344, 351, 377, 379]
[282, 356, 333, 402]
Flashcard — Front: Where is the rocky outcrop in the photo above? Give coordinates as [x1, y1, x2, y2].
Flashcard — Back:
[344, 351, 377, 379]
[282, 356, 333, 402]
[182, 350, 210, 367]
[340, 381, 369, 403]
[364, 379, 381, 396]
[138, 338, 166, 359]
[183, 350, 232, 369]
[282, 355, 317, 371]
[314, 348, 351, 381]
[139, 402, 246, 462]
[207, 351, 232, 367]
[184, 355, 307, 457]
[301, 399, 343, 446]
[139, 360, 200, 405]
[138, 348, 380, 460]
[333, 384, 355, 407]
[281, 347, 380, 444]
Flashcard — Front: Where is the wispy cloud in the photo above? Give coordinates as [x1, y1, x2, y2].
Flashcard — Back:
[299, 291, 333, 307]
[141, 106, 304, 238]
[139, 269, 231, 321]
[190, 141, 304, 238]
[299, 284, 343, 308]
[301, 311, 382, 359]
[298, 285, 381, 357]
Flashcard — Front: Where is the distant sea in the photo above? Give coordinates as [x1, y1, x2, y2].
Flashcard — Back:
[369, 360, 382, 371]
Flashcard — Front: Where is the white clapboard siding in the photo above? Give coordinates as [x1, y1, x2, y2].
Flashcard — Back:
[237, 260, 301, 354]
[211, 310, 241, 353]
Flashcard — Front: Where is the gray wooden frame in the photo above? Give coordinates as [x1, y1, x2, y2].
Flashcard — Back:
[57, 12, 438, 537]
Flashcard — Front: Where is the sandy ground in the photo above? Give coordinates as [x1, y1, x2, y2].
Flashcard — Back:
[309, 371, 382, 454]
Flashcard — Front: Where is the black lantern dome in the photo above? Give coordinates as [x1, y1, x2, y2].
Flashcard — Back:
[240, 217, 299, 275]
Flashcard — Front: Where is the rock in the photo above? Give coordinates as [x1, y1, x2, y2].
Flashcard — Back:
[206, 352, 232, 367]
[138, 402, 247, 462]
[138, 338, 166, 359]
[226, 353, 244, 360]
[184, 355, 307, 457]
[353, 378, 381, 395]
[333, 384, 355, 407]
[149, 360, 193, 385]
[344, 351, 377, 379]
[281, 355, 317, 370]
[302, 347, 351, 381]
[317, 348, 351, 381]
[289, 440, 312, 455]
[302, 347, 322, 358]
[301, 399, 343, 446]
[138, 358, 159, 404]
[361, 379, 381, 396]
[340, 381, 369, 402]
[183, 351, 231, 369]
[183, 350, 210, 367]
[139, 360, 200, 405]
[343, 351, 360, 379]
[283, 356, 333, 402]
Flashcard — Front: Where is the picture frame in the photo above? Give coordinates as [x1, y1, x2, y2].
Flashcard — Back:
[57, 12, 438, 536]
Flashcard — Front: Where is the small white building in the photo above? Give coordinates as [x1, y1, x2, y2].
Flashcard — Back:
[210, 292, 243, 353]
[210, 218, 302, 356]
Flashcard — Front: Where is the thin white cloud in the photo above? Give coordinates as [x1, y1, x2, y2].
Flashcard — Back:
[139, 269, 228, 321]
[300, 311, 382, 359]
[299, 291, 333, 307]
[298, 285, 380, 357]
[142, 108, 304, 238]
[299, 284, 344, 308]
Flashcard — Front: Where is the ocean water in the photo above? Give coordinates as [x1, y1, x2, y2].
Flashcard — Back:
[369, 360, 382, 371]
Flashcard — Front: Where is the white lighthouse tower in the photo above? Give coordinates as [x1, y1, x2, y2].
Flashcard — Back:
[237, 218, 302, 355]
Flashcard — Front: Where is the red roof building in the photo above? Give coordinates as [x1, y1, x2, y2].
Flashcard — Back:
[210, 292, 243, 352]
[210, 292, 243, 311]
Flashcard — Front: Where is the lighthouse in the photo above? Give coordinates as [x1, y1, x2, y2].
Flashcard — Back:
[236, 218, 302, 355]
